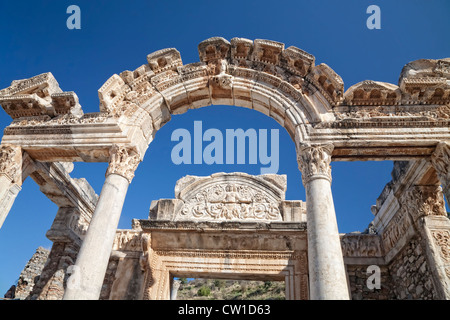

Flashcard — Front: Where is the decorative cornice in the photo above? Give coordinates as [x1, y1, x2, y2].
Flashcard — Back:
[105, 144, 141, 183]
[297, 144, 334, 185]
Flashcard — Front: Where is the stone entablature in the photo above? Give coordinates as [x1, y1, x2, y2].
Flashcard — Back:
[0, 37, 449, 163]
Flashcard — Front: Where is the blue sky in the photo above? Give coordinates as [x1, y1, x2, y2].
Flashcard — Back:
[0, 0, 449, 295]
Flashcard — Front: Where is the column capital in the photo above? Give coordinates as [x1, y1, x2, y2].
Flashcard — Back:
[297, 144, 334, 185]
[400, 185, 447, 222]
[431, 142, 450, 185]
[0, 144, 22, 185]
[105, 144, 141, 183]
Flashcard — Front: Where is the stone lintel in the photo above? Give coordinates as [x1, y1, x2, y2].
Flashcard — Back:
[137, 219, 306, 232]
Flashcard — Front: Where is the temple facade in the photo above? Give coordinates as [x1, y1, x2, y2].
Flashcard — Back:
[0, 37, 449, 300]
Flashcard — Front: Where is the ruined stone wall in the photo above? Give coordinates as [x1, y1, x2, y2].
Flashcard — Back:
[388, 235, 437, 300]
[4, 247, 50, 299]
[346, 265, 394, 300]
[29, 241, 80, 300]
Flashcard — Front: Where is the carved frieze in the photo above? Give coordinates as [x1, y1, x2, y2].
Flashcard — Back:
[113, 230, 143, 252]
[340, 234, 382, 257]
[381, 209, 411, 253]
[180, 182, 282, 221]
[334, 105, 450, 121]
[432, 230, 450, 263]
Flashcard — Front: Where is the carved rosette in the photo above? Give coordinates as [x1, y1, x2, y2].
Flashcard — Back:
[180, 183, 282, 221]
[0, 145, 21, 184]
[105, 145, 141, 183]
[431, 142, 450, 187]
[297, 144, 334, 185]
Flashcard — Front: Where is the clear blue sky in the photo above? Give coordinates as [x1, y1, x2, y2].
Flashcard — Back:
[0, 0, 449, 295]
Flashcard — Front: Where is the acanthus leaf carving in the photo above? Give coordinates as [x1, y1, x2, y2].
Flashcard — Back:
[0, 145, 22, 184]
[106, 145, 141, 183]
[400, 185, 447, 221]
[297, 144, 334, 185]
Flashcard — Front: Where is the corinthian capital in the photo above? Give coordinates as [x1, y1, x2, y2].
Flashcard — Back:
[106, 145, 141, 183]
[0, 145, 22, 184]
[431, 142, 450, 186]
[400, 185, 447, 222]
[297, 144, 334, 185]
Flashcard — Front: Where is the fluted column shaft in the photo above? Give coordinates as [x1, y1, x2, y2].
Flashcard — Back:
[298, 144, 349, 300]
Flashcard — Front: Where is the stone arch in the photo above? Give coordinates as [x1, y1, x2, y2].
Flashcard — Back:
[97, 37, 342, 157]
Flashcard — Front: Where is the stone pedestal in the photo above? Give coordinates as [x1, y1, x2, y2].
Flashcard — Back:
[298, 144, 350, 300]
[63, 145, 140, 300]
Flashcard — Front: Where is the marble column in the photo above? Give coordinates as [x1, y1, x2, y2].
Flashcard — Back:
[0, 145, 22, 229]
[171, 279, 181, 300]
[431, 142, 450, 206]
[63, 145, 140, 300]
[297, 144, 350, 300]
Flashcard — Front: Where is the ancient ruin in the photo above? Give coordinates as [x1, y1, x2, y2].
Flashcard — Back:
[0, 37, 449, 300]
